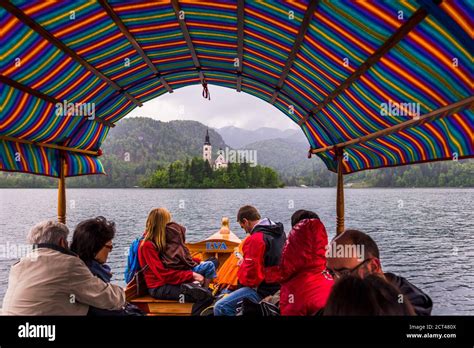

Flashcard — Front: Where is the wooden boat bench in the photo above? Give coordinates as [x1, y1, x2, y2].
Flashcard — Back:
[130, 296, 193, 316]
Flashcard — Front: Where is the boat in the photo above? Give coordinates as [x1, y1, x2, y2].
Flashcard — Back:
[125, 218, 242, 316]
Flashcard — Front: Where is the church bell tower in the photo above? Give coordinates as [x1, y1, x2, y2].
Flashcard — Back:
[203, 129, 212, 163]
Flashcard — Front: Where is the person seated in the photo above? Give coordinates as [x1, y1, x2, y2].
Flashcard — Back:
[71, 216, 115, 283]
[279, 210, 334, 315]
[159, 213, 218, 288]
[325, 229, 433, 315]
[138, 208, 214, 316]
[323, 274, 416, 315]
[2, 220, 125, 315]
[214, 205, 286, 316]
[70, 216, 143, 316]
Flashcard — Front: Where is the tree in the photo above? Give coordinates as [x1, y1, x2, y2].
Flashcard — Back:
[143, 157, 284, 188]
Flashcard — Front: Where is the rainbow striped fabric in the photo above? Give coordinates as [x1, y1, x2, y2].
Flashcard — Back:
[0, 0, 472, 177]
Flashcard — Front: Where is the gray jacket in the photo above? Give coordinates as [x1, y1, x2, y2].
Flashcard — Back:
[2, 245, 125, 315]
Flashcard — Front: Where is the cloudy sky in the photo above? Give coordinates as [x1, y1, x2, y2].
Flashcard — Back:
[126, 85, 299, 130]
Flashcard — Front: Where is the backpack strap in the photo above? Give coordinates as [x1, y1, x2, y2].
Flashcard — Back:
[134, 264, 149, 297]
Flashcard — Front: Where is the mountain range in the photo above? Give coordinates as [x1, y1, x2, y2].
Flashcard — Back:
[0, 117, 472, 188]
[101, 117, 227, 163]
[216, 126, 304, 148]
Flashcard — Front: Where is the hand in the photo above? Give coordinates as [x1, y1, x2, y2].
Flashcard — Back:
[235, 251, 243, 266]
[263, 295, 272, 302]
[192, 272, 204, 284]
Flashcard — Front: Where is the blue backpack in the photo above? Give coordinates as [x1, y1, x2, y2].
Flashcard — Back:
[124, 237, 144, 284]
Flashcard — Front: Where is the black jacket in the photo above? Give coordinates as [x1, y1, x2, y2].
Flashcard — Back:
[237, 220, 286, 297]
[252, 221, 286, 297]
[385, 272, 433, 316]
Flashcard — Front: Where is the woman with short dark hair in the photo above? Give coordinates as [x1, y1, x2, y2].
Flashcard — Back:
[71, 216, 143, 316]
[71, 216, 115, 283]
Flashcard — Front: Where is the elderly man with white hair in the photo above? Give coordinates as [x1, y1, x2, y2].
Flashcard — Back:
[2, 220, 126, 315]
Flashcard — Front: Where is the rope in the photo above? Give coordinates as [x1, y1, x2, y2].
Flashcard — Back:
[202, 81, 211, 100]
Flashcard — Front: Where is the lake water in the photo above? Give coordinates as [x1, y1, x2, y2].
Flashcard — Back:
[0, 188, 472, 315]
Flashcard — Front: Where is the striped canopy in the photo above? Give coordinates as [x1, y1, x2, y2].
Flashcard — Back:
[1, 0, 472, 177]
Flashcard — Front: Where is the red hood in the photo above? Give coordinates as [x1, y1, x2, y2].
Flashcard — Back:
[280, 218, 328, 282]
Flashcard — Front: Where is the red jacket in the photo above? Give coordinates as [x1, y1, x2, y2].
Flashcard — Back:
[279, 219, 334, 316]
[138, 240, 194, 289]
[238, 220, 286, 297]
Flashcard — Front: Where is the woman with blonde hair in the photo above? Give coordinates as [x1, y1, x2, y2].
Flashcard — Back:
[138, 208, 215, 315]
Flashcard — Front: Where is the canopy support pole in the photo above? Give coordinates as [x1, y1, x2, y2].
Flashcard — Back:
[58, 156, 66, 224]
[336, 148, 345, 235]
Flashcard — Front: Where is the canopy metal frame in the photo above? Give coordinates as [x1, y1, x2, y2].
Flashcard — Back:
[97, 0, 173, 94]
[270, 0, 319, 104]
[1, 0, 143, 107]
[236, 0, 245, 92]
[310, 96, 474, 156]
[171, 0, 207, 85]
[0, 76, 115, 128]
[297, 7, 429, 126]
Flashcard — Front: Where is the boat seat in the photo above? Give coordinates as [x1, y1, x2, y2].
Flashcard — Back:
[130, 296, 193, 316]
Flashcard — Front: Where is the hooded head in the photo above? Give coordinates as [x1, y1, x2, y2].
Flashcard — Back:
[291, 210, 319, 228]
[280, 217, 328, 281]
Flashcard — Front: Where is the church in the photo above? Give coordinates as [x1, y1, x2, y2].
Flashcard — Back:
[203, 129, 228, 170]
